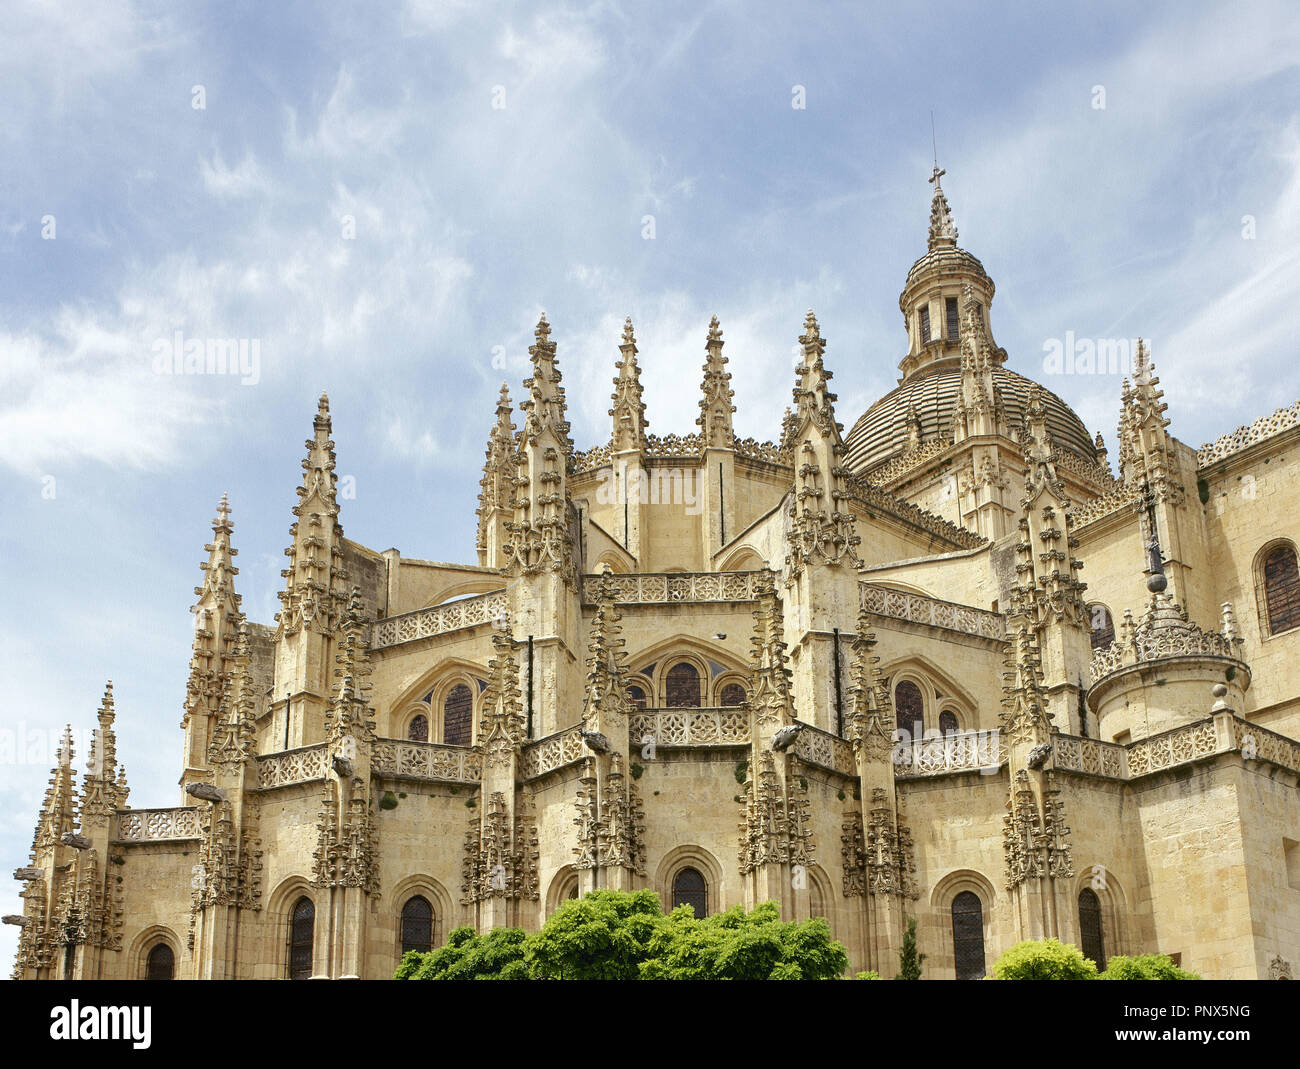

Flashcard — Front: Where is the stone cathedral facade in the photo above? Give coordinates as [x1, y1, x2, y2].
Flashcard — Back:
[12, 172, 1300, 981]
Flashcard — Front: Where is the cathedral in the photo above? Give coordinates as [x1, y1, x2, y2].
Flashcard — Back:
[11, 170, 1300, 981]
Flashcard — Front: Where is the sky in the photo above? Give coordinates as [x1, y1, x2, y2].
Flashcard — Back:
[1, 0, 1298, 969]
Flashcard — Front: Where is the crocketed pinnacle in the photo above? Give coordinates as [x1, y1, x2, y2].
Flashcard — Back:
[927, 165, 958, 250]
[697, 315, 735, 448]
[610, 317, 648, 452]
[522, 314, 573, 456]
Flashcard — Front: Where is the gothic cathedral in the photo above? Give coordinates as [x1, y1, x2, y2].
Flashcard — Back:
[13, 172, 1300, 980]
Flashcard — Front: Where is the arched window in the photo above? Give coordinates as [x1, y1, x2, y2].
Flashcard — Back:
[626, 685, 647, 710]
[1078, 888, 1106, 970]
[400, 896, 434, 957]
[664, 662, 701, 708]
[289, 897, 314, 980]
[443, 684, 474, 746]
[894, 680, 923, 743]
[718, 682, 747, 707]
[407, 713, 429, 743]
[672, 867, 707, 917]
[939, 710, 960, 736]
[1088, 604, 1115, 650]
[1263, 544, 1300, 635]
[145, 942, 174, 981]
[951, 891, 985, 980]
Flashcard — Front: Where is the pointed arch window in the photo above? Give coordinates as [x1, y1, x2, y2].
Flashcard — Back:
[672, 867, 708, 917]
[626, 684, 647, 710]
[1088, 604, 1115, 650]
[951, 891, 986, 980]
[400, 895, 434, 957]
[894, 680, 924, 743]
[665, 662, 702, 708]
[1263, 543, 1300, 635]
[443, 684, 474, 746]
[145, 942, 174, 980]
[407, 713, 429, 742]
[1078, 888, 1106, 970]
[939, 710, 960, 736]
[289, 897, 314, 980]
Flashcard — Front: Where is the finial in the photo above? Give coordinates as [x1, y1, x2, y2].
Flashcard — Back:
[621, 317, 635, 346]
[707, 315, 722, 342]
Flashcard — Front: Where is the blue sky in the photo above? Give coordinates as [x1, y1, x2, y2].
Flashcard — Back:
[2, 0, 1298, 967]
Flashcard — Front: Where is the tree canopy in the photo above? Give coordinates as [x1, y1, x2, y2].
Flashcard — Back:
[396, 890, 849, 980]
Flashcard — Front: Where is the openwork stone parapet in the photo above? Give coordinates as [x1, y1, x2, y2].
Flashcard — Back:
[372, 590, 507, 650]
[581, 569, 773, 605]
[629, 708, 750, 748]
[371, 740, 482, 783]
[113, 807, 202, 842]
[520, 725, 585, 779]
[859, 582, 1006, 641]
[1052, 735, 1127, 779]
[257, 744, 329, 788]
[1197, 398, 1300, 468]
[893, 730, 1006, 777]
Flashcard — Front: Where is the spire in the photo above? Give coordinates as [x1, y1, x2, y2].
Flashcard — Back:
[278, 394, 349, 636]
[610, 317, 648, 453]
[791, 311, 839, 437]
[520, 314, 573, 457]
[927, 165, 958, 250]
[505, 317, 576, 580]
[697, 315, 735, 448]
[951, 282, 1007, 444]
[785, 311, 860, 577]
[183, 495, 243, 774]
[33, 726, 78, 852]
[1117, 339, 1177, 494]
[476, 384, 518, 565]
[80, 682, 128, 830]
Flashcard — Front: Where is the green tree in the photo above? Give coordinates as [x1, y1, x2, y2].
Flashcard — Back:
[397, 925, 530, 980]
[1100, 954, 1199, 980]
[526, 888, 664, 980]
[896, 916, 925, 979]
[639, 901, 848, 980]
[990, 938, 1098, 980]
[396, 890, 850, 980]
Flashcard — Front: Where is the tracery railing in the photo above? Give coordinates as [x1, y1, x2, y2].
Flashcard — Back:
[892, 731, 1006, 777]
[113, 807, 202, 842]
[371, 740, 482, 783]
[372, 591, 507, 650]
[1052, 735, 1128, 779]
[257, 744, 329, 789]
[583, 570, 772, 604]
[859, 583, 1006, 641]
[629, 708, 750, 748]
[520, 725, 586, 779]
[792, 723, 856, 775]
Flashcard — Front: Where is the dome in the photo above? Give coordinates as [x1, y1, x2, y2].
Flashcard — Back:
[844, 363, 1099, 476]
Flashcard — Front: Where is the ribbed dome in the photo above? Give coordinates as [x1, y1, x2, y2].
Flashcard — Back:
[844, 363, 1098, 476]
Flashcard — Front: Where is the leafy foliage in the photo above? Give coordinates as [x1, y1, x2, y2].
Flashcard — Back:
[895, 916, 925, 979]
[855, 970, 882, 979]
[396, 890, 849, 980]
[990, 938, 1098, 980]
[396, 925, 530, 980]
[1099, 954, 1199, 980]
[526, 889, 663, 980]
